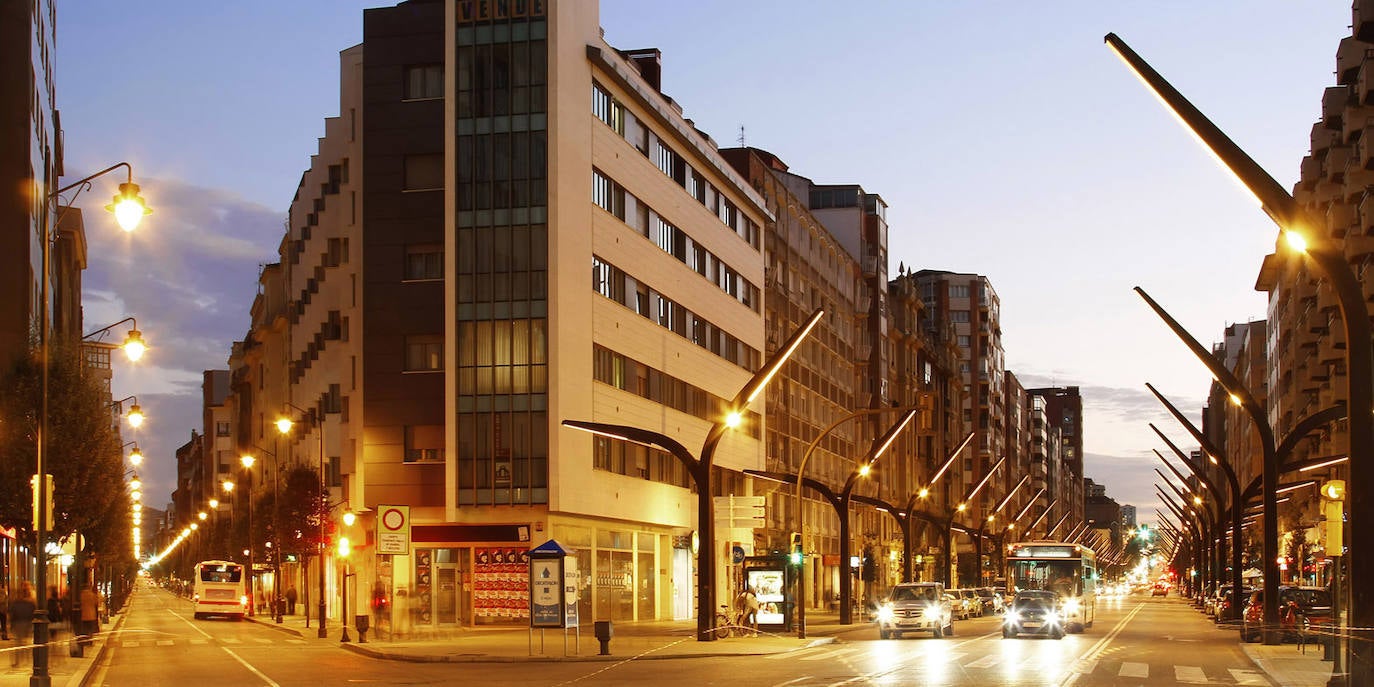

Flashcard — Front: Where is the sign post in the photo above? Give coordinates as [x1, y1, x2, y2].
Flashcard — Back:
[528, 539, 579, 656]
[376, 505, 411, 555]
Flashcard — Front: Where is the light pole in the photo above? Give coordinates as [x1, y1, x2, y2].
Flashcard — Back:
[240, 454, 256, 617]
[32, 163, 149, 686]
[339, 510, 356, 642]
[1106, 33, 1374, 664]
[247, 445, 283, 623]
[564, 309, 824, 641]
[279, 400, 329, 637]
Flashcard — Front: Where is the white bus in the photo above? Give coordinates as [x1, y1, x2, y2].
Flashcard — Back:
[1005, 541, 1097, 633]
[192, 560, 248, 620]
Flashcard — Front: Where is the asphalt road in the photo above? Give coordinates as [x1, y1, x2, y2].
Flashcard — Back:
[93, 590, 1273, 686]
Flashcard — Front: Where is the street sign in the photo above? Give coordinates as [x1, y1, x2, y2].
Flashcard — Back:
[376, 505, 411, 555]
[713, 495, 765, 528]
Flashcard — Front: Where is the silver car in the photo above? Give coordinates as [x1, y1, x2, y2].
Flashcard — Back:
[876, 582, 954, 639]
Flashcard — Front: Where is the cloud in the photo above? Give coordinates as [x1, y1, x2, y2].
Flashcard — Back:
[71, 177, 285, 509]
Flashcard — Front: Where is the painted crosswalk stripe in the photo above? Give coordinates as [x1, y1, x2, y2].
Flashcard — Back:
[1229, 668, 1267, 685]
[190, 639, 208, 645]
[1070, 659, 1097, 675]
[220, 638, 241, 644]
[965, 655, 999, 669]
[1174, 665, 1207, 683]
[121, 641, 141, 648]
[253, 638, 273, 644]
[156, 640, 174, 646]
[1118, 662, 1148, 678]
[286, 639, 306, 644]
[801, 647, 854, 662]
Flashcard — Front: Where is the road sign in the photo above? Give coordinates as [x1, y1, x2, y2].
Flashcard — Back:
[714, 495, 765, 528]
[376, 505, 410, 555]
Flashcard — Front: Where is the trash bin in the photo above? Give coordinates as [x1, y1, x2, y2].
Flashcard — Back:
[594, 620, 613, 655]
[355, 614, 370, 643]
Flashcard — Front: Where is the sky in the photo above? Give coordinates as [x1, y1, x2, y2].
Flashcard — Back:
[54, 1, 1352, 525]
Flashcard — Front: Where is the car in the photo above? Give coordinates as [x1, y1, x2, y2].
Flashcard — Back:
[975, 587, 1005, 614]
[944, 592, 970, 620]
[954, 589, 984, 617]
[1003, 590, 1065, 639]
[1151, 583, 1169, 597]
[1213, 586, 1250, 622]
[875, 582, 954, 640]
[1242, 586, 1333, 643]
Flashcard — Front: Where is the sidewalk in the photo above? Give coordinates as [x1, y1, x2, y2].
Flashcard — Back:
[0, 606, 126, 687]
[246, 609, 845, 662]
[1239, 641, 1337, 687]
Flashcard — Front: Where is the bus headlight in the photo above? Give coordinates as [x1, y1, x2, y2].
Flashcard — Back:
[877, 604, 895, 623]
[922, 605, 942, 621]
[1063, 598, 1081, 616]
[240, 595, 249, 607]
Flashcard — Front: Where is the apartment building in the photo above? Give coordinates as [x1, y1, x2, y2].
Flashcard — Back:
[1027, 386, 1084, 534]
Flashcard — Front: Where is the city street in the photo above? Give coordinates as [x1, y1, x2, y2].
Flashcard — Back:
[79, 586, 1283, 686]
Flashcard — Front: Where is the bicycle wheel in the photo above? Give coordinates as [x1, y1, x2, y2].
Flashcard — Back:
[713, 613, 733, 639]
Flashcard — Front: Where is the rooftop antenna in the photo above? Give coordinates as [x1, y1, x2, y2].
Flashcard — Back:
[738, 125, 746, 147]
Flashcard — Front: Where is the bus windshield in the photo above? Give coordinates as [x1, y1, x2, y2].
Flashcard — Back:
[1009, 559, 1082, 597]
[198, 563, 242, 584]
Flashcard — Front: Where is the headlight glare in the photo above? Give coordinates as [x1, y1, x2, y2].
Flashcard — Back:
[877, 604, 895, 623]
[1006, 610, 1020, 625]
[1063, 598, 1082, 614]
[1045, 611, 1060, 625]
[922, 605, 942, 621]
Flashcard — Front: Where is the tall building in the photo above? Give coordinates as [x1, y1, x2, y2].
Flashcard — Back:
[228, 0, 768, 628]
[1028, 386, 1084, 530]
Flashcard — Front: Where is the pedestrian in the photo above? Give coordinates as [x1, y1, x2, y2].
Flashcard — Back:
[79, 585, 98, 647]
[371, 582, 389, 638]
[285, 586, 298, 615]
[9, 582, 35, 667]
[0, 582, 9, 640]
[394, 587, 410, 638]
[736, 586, 759, 636]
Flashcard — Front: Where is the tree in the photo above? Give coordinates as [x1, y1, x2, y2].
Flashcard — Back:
[0, 343, 126, 558]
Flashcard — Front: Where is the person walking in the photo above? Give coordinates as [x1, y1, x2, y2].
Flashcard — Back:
[736, 586, 760, 636]
[285, 586, 298, 616]
[79, 585, 98, 647]
[9, 582, 35, 667]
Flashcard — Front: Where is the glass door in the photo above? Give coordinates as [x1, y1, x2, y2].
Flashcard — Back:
[436, 565, 458, 624]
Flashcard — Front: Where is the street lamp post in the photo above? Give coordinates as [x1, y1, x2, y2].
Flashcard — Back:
[240, 454, 256, 617]
[280, 401, 328, 637]
[32, 163, 150, 686]
[1106, 33, 1374, 665]
[564, 309, 824, 641]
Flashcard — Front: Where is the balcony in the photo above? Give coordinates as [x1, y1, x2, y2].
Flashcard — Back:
[1347, 229, 1374, 266]
[1323, 86, 1353, 127]
[1338, 38, 1370, 86]
[1313, 122, 1340, 154]
[1358, 0, 1374, 43]
[1328, 199, 1357, 239]
[1326, 144, 1352, 185]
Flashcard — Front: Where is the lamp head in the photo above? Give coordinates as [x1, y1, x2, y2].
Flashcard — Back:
[221, 480, 234, 493]
[122, 329, 146, 362]
[197, 512, 207, 521]
[724, 411, 743, 429]
[106, 181, 152, 232]
[126, 403, 145, 427]
[276, 417, 294, 434]
[129, 477, 142, 491]
[209, 499, 219, 509]
[1284, 230, 1308, 253]
[956, 503, 967, 512]
[343, 510, 357, 527]
[858, 463, 872, 477]
[240, 454, 256, 469]
[917, 487, 929, 499]
[128, 444, 144, 466]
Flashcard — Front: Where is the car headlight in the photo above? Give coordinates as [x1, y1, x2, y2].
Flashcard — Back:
[1005, 610, 1020, 625]
[923, 605, 942, 621]
[877, 604, 895, 623]
[1045, 611, 1060, 625]
[1063, 598, 1081, 615]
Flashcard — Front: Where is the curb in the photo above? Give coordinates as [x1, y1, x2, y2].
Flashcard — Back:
[243, 615, 306, 639]
[339, 635, 837, 664]
[76, 608, 127, 687]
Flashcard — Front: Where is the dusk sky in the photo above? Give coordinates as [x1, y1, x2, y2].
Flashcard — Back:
[54, 1, 1350, 525]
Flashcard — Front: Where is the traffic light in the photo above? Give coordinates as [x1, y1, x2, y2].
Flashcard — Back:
[1323, 480, 1346, 555]
[789, 532, 802, 565]
[30, 473, 52, 531]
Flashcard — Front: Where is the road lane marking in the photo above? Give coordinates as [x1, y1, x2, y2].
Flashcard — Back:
[965, 655, 999, 669]
[222, 638, 242, 644]
[122, 641, 140, 648]
[1069, 659, 1096, 675]
[1175, 665, 1207, 683]
[169, 610, 280, 687]
[1056, 602, 1146, 687]
[824, 632, 997, 686]
[801, 647, 853, 661]
[190, 639, 208, 644]
[156, 640, 174, 646]
[1229, 667, 1268, 685]
[1118, 662, 1148, 678]
[286, 639, 306, 645]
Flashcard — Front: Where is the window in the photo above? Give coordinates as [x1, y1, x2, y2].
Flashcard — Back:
[405, 244, 443, 280]
[405, 65, 443, 100]
[216, 422, 230, 437]
[950, 310, 970, 323]
[405, 425, 445, 463]
[592, 81, 624, 134]
[403, 154, 443, 191]
[404, 335, 443, 371]
[949, 284, 969, 298]
[592, 169, 625, 219]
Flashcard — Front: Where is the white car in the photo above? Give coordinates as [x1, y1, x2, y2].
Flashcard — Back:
[876, 582, 954, 639]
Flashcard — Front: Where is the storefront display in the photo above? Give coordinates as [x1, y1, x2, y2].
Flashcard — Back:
[474, 547, 530, 619]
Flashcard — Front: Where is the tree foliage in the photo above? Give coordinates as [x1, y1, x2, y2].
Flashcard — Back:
[0, 343, 127, 560]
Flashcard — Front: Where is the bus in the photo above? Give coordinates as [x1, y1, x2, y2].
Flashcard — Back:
[1005, 541, 1097, 633]
[192, 560, 248, 620]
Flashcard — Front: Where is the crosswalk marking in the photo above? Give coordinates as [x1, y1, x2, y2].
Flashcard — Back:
[220, 638, 241, 644]
[286, 639, 306, 645]
[190, 639, 208, 644]
[801, 647, 853, 662]
[121, 641, 140, 648]
[1069, 659, 1097, 675]
[155, 640, 174, 646]
[1229, 668, 1268, 685]
[1174, 665, 1207, 683]
[965, 655, 999, 669]
[1118, 661, 1149, 678]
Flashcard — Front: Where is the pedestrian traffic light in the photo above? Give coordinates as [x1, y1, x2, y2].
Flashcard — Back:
[789, 532, 802, 565]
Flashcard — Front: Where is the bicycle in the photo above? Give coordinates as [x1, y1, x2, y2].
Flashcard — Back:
[714, 604, 752, 638]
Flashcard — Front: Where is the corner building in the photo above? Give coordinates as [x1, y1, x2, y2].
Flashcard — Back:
[338, 0, 767, 626]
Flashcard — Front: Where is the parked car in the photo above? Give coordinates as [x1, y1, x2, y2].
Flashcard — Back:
[944, 592, 970, 620]
[876, 582, 954, 639]
[954, 589, 984, 617]
[975, 587, 1005, 614]
[1003, 590, 1065, 639]
[1242, 586, 1333, 643]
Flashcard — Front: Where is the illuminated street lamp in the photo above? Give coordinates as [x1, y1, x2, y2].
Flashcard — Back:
[1106, 33, 1373, 658]
[563, 309, 824, 641]
[83, 317, 148, 363]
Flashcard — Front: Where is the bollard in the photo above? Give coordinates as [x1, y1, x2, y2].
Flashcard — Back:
[594, 620, 613, 655]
